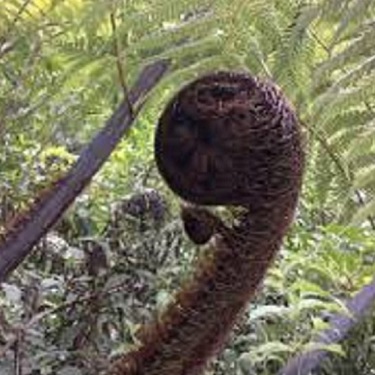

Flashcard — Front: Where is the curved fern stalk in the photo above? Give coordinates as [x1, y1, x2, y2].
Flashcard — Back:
[107, 72, 304, 375]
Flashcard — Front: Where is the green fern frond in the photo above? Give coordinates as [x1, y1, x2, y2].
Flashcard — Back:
[249, 1, 284, 53]
[313, 73, 375, 124]
[314, 25, 375, 83]
[330, 0, 374, 47]
[2, 0, 375, 228]
[327, 127, 358, 151]
[126, 14, 220, 60]
[280, 4, 319, 58]
[163, 36, 224, 69]
[320, 108, 370, 138]
[330, 55, 375, 91]
[346, 119, 375, 163]
[273, 4, 319, 94]
[354, 165, 375, 191]
[320, 0, 348, 21]
[351, 197, 375, 226]
[244, 36, 272, 77]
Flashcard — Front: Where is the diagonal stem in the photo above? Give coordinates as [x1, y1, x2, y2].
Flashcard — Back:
[0, 59, 169, 282]
[279, 275, 375, 375]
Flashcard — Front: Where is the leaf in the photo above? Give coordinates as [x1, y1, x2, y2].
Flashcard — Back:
[297, 298, 346, 315]
[239, 341, 295, 364]
[290, 280, 331, 299]
[57, 366, 83, 375]
[1, 283, 22, 303]
[250, 305, 290, 321]
[301, 342, 345, 357]
[351, 199, 375, 225]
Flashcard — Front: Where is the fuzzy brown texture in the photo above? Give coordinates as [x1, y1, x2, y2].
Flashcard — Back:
[180, 205, 222, 245]
[107, 72, 304, 375]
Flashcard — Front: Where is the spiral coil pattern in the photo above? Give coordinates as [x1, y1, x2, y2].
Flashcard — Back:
[108, 72, 304, 375]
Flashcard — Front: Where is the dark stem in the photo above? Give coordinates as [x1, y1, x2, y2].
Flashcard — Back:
[0, 59, 169, 282]
[110, 11, 133, 118]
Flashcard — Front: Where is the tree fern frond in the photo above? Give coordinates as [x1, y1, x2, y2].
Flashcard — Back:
[1, 0, 30, 21]
[157, 52, 247, 93]
[2, 0, 375, 231]
[320, 0, 349, 21]
[330, 54, 375, 91]
[353, 165, 375, 191]
[0, 0, 55, 36]
[273, 4, 319, 94]
[319, 108, 371, 136]
[242, 0, 284, 54]
[346, 119, 375, 163]
[281, 3, 320, 57]
[317, 117, 375, 182]
[313, 73, 375, 124]
[351, 196, 375, 225]
[77, 0, 212, 45]
[125, 14, 220, 60]
[314, 25, 375, 83]
[327, 127, 358, 150]
[311, 144, 340, 208]
[349, 18, 375, 41]
[244, 35, 273, 77]
[330, 0, 374, 47]
[145, 0, 212, 25]
[158, 35, 224, 69]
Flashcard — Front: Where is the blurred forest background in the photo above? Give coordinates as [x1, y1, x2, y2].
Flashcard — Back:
[1, 0, 375, 374]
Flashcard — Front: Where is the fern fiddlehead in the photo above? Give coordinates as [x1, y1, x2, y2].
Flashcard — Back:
[108, 72, 304, 375]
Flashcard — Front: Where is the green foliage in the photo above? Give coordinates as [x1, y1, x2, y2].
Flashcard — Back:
[211, 222, 375, 375]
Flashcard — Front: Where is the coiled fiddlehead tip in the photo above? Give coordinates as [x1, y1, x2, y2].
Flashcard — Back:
[155, 71, 303, 211]
[107, 72, 304, 375]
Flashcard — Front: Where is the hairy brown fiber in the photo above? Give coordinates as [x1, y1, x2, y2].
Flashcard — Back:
[107, 72, 304, 375]
[180, 204, 222, 245]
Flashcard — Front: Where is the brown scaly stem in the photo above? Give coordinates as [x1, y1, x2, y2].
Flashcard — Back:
[107, 72, 304, 375]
